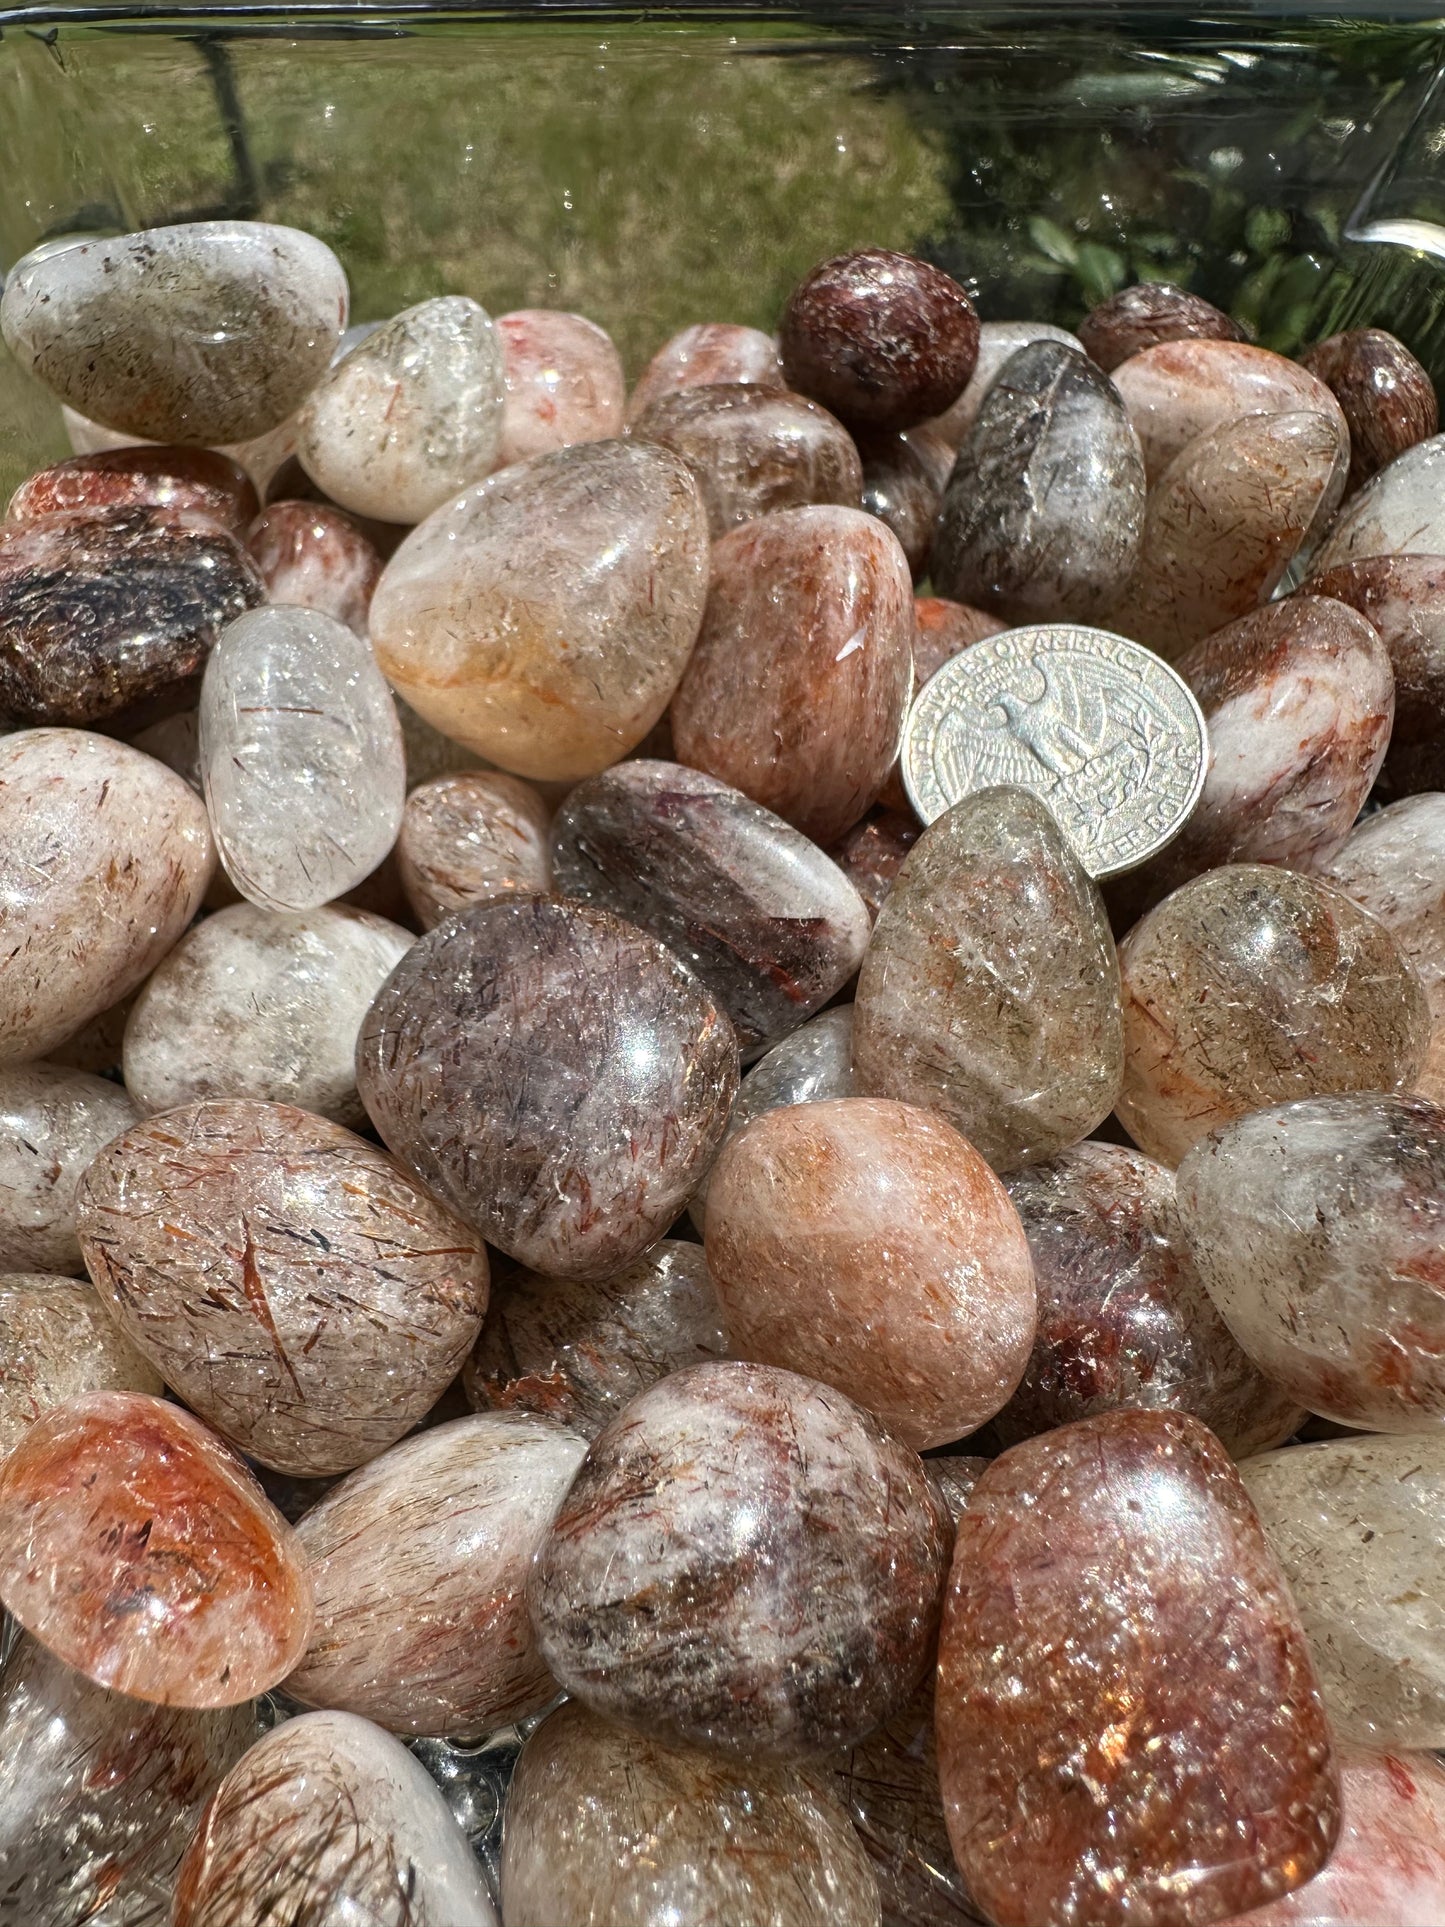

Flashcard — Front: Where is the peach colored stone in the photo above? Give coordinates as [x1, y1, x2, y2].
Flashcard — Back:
[498, 308, 626, 463]
[1112, 338, 1347, 483]
[397, 768, 553, 928]
[245, 499, 381, 635]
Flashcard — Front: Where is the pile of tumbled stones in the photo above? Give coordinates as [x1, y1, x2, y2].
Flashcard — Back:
[1, 221, 1444, 1927]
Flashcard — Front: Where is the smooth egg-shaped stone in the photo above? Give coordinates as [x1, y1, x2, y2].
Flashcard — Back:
[501, 1699, 882, 1927]
[829, 808, 922, 920]
[200, 604, 406, 911]
[0, 222, 347, 443]
[628, 321, 784, 421]
[1176, 1093, 1445, 1433]
[0, 1390, 312, 1705]
[530, 1360, 950, 1759]
[77, 1099, 490, 1475]
[632, 382, 862, 536]
[297, 296, 505, 524]
[938, 1408, 1340, 1927]
[464, 1240, 729, 1437]
[1112, 338, 1347, 483]
[284, 1412, 587, 1736]
[173, 1709, 498, 1927]
[858, 424, 953, 578]
[854, 787, 1124, 1172]
[1301, 328, 1439, 491]
[929, 319, 1083, 447]
[1112, 411, 1348, 658]
[550, 759, 870, 1057]
[0, 729, 214, 1063]
[1312, 433, 1445, 569]
[0, 505, 266, 728]
[997, 1142, 1302, 1457]
[0, 1273, 162, 1458]
[1077, 282, 1247, 374]
[1117, 865, 1430, 1164]
[7, 445, 260, 535]
[370, 439, 709, 780]
[356, 896, 738, 1278]
[670, 505, 913, 846]
[1309, 554, 1445, 795]
[497, 308, 626, 462]
[245, 499, 382, 635]
[933, 342, 1145, 623]
[1241, 1436, 1445, 1748]
[121, 902, 413, 1125]
[706, 1097, 1036, 1450]
[397, 769, 552, 929]
[0, 1062, 138, 1272]
[0, 1633, 257, 1927]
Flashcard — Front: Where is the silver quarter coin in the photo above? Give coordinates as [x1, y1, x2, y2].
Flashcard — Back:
[901, 623, 1207, 878]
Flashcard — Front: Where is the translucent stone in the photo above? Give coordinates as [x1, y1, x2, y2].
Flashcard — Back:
[172, 1709, 499, 1927]
[632, 382, 863, 536]
[929, 1455, 988, 1521]
[1117, 865, 1430, 1164]
[530, 1360, 950, 1759]
[0, 1273, 162, 1457]
[200, 605, 406, 911]
[121, 902, 413, 1125]
[933, 342, 1146, 623]
[0, 1633, 257, 1927]
[1308, 555, 1445, 795]
[1241, 1436, 1445, 1748]
[497, 308, 626, 463]
[1077, 283, 1247, 374]
[858, 425, 953, 578]
[297, 297, 505, 524]
[779, 248, 979, 432]
[705, 1096, 1035, 1450]
[370, 439, 709, 780]
[997, 1142, 1303, 1456]
[0, 223, 347, 444]
[464, 1240, 729, 1437]
[244, 499, 382, 635]
[0, 1062, 138, 1272]
[0, 506, 265, 728]
[284, 1413, 586, 1737]
[670, 505, 913, 846]
[62, 401, 304, 499]
[1112, 338, 1347, 483]
[1312, 433, 1445, 569]
[1112, 412, 1348, 658]
[937, 1408, 1340, 1927]
[1176, 1092, 1445, 1434]
[49, 995, 135, 1077]
[829, 808, 923, 920]
[501, 1700, 882, 1927]
[929, 320, 1082, 446]
[397, 769, 552, 929]
[262, 452, 407, 559]
[854, 788, 1124, 1172]
[77, 1098, 490, 1476]
[0, 1390, 312, 1706]
[1300, 328, 1439, 491]
[550, 759, 870, 1058]
[356, 897, 738, 1278]
[7, 445, 259, 536]
[0, 729, 214, 1064]
[627, 321, 784, 421]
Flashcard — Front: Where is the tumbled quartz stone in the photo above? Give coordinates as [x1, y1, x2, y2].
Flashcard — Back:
[829, 809, 923, 920]
[632, 382, 863, 536]
[705, 1097, 1035, 1450]
[0, 1273, 162, 1458]
[0, 1633, 257, 1927]
[464, 1239, 728, 1437]
[502, 1699, 881, 1927]
[551, 759, 870, 1057]
[929, 320, 1083, 447]
[670, 504, 913, 846]
[397, 769, 551, 929]
[173, 1709, 498, 1927]
[1308, 555, 1445, 795]
[530, 1360, 950, 1759]
[0, 505, 266, 728]
[0, 222, 347, 444]
[1176, 1093, 1445, 1434]
[284, 1412, 586, 1737]
[1241, 1436, 1445, 1748]
[497, 308, 626, 463]
[934, 341, 1145, 624]
[121, 902, 413, 1125]
[244, 499, 382, 635]
[61, 402, 305, 498]
[1077, 282, 1248, 374]
[1301, 329, 1439, 491]
[1116, 865, 1430, 1164]
[855, 787, 1124, 1172]
[7, 445, 260, 536]
[0, 729, 214, 1064]
[200, 604, 406, 911]
[997, 1142, 1302, 1457]
[937, 1408, 1341, 1927]
[356, 896, 738, 1278]
[0, 1062, 138, 1272]
[48, 993, 136, 1078]
[858, 425, 954, 578]
[1312, 433, 1445, 570]
[0, 1390, 312, 1706]
[370, 438, 709, 781]
[77, 1098, 489, 1476]
[627, 321, 784, 421]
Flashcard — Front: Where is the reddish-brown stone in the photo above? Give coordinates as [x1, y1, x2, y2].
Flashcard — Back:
[829, 808, 922, 920]
[1301, 329, 1438, 491]
[1308, 554, 1445, 795]
[1078, 283, 1248, 374]
[6, 445, 259, 536]
[244, 499, 381, 636]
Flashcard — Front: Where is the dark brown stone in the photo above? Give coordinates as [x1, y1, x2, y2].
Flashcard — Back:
[1077, 282, 1248, 373]
[858, 425, 954, 578]
[1301, 328, 1439, 491]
